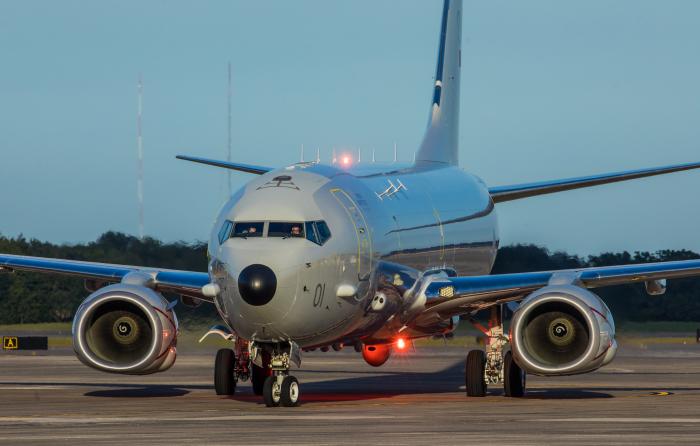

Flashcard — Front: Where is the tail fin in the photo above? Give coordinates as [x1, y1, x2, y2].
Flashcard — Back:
[416, 0, 462, 166]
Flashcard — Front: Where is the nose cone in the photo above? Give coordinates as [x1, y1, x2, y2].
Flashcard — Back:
[238, 264, 277, 306]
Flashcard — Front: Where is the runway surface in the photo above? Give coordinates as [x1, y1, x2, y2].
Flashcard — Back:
[1, 344, 700, 445]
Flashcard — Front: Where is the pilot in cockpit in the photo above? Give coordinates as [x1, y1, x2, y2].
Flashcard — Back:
[290, 225, 302, 237]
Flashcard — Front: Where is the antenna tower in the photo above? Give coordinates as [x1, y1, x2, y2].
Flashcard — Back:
[227, 62, 232, 195]
[137, 74, 144, 240]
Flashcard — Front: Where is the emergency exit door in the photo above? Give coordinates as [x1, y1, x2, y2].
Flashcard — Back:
[331, 188, 372, 280]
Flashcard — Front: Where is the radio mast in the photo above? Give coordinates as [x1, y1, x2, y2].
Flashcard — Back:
[227, 62, 232, 195]
[137, 74, 144, 240]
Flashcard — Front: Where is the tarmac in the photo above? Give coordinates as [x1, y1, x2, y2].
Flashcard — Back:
[1, 343, 700, 445]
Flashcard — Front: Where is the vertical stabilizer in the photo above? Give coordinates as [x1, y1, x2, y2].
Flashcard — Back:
[416, 0, 462, 166]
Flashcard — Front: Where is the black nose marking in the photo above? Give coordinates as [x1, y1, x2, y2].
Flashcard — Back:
[238, 264, 277, 306]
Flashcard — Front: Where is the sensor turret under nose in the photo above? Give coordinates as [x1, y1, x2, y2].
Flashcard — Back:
[238, 264, 277, 306]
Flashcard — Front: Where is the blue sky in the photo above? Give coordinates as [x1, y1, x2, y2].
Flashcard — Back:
[1, 0, 699, 255]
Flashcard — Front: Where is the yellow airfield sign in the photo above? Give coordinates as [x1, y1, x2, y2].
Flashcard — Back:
[3, 336, 19, 350]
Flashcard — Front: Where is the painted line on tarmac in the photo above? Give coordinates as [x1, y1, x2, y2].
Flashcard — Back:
[534, 418, 700, 424]
[0, 414, 404, 425]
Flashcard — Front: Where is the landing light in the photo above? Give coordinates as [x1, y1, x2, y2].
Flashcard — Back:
[396, 337, 407, 351]
[342, 156, 351, 166]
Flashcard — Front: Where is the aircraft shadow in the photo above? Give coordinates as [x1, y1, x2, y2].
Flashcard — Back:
[0, 381, 204, 398]
[6, 358, 698, 402]
[234, 360, 614, 404]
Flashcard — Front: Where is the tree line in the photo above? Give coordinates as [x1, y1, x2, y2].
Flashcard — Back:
[1, 231, 699, 324]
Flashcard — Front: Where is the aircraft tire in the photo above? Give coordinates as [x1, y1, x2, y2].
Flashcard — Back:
[214, 348, 236, 395]
[503, 351, 526, 397]
[263, 376, 281, 407]
[465, 350, 487, 397]
[280, 376, 300, 407]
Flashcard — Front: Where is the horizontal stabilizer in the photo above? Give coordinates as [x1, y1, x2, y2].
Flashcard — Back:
[176, 155, 272, 175]
[490, 161, 700, 203]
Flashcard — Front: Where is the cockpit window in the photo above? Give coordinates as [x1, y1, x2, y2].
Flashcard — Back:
[315, 221, 331, 244]
[305, 220, 332, 245]
[232, 221, 264, 238]
[268, 222, 304, 238]
[218, 220, 233, 244]
[305, 222, 318, 244]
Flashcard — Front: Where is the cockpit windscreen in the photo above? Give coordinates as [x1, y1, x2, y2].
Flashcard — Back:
[232, 222, 264, 238]
[268, 222, 304, 238]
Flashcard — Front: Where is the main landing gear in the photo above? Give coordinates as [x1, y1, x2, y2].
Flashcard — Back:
[213, 339, 301, 406]
[465, 305, 526, 398]
[214, 336, 253, 396]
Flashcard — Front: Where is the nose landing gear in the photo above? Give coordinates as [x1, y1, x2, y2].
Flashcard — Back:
[263, 374, 299, 407]
[261, 346, 301, 407]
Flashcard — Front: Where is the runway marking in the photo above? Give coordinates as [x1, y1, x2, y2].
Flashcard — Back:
[600, 367, 634, 373]
[0, 414, 404, 425]
[535, 418, 700, 424]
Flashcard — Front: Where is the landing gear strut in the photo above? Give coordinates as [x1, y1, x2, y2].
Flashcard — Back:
[466, 305, 526, 397]
[251, 350, 271, 396]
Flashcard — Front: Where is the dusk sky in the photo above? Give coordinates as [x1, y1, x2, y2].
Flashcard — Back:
[1, 0, 699, 255]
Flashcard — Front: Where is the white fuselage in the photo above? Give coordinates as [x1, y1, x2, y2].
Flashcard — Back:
[207, 161, 498, 347]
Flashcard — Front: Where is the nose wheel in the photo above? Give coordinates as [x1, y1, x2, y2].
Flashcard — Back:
[263, 375, 300, 407]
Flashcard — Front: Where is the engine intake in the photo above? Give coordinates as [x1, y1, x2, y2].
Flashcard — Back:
[511, 285, 616, 376]
[72, 284, 178, 375]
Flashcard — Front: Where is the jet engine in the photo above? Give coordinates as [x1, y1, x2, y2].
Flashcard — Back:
[362, 343, 392, 367]
[72, 284, 178, 375]
[510, 285, 616, 376]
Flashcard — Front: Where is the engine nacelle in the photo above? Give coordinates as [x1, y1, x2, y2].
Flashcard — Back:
[511, 285, 617, 376]
[72, 284, 178, 375]
[362, 344, 392, 367]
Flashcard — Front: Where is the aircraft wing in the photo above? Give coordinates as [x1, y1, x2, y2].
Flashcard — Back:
[0, 253, 212, 301]
[176, 155, 272, 175]
[489, 161, 700, 203]
[415, 259, 700, 322]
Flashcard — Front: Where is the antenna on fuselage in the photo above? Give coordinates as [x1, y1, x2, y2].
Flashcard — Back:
[300, 144, 304, 162]
[372, 148, 375, 163]
[358, 147, 362, 163]
[316, 147, 320, 163]
[332, 147, 337, 164]
[393, 142, 397, 163]
[137, 73, 145, 240]
[227, 62, 232, 195]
